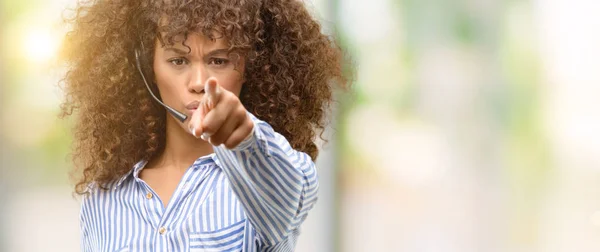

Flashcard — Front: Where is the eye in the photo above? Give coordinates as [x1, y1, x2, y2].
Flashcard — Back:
[209, 58, 229, 66]
[168, 58, 188, 66]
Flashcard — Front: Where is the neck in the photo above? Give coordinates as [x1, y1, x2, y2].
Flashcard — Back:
[149, 116, 214, 171]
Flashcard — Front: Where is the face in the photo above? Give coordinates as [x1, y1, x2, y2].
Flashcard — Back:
[153, 32, 245, 130]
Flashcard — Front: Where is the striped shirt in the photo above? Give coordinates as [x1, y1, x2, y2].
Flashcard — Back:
[80, 114, 319, 251]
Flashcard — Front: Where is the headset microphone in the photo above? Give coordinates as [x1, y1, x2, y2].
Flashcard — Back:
[134, 44, 188, 122]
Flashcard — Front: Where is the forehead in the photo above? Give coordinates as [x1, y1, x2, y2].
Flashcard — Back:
[159, 31, 230, 49]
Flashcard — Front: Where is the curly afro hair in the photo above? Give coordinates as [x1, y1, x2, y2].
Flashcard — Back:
[59, 0, 349, 194]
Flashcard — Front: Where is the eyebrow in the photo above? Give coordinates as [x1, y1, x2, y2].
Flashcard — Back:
[164, 47, 189, 55]
[164, 47, 230, 57]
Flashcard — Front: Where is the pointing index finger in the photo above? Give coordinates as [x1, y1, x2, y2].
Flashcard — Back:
[204, 78, 220, 108]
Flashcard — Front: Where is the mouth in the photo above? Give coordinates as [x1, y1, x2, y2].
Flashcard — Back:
[185, 100, 201, 113]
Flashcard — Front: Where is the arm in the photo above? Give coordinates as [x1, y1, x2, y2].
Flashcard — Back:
[189, 78, 320, 245]
[213, 113, 319, 245]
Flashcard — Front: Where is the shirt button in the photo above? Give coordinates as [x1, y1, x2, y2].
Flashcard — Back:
[158, 227, 167, 235]
[146, 192, 153, 199]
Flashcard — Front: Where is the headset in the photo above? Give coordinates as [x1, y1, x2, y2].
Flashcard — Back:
[134, 42, 188, 122]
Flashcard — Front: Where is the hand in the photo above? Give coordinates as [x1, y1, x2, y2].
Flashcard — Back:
[188, 78, 254, 149]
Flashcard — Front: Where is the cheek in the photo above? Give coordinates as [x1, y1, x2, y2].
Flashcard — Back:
[220, 78, 244, 96]
[219, 68, 245, 96]
[154, 69, 181, 101]
[220, 58, 245, 96]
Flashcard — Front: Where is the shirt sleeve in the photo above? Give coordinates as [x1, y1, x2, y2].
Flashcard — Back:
[213, 112, 319, 246]
[80, 194, 94, 252]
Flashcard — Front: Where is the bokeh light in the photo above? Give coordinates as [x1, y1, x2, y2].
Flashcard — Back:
[23, 28, 60, 64]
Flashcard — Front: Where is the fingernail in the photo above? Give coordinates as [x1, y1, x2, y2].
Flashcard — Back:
[201, 133, 209, 141]
[189, 126, 198, 138]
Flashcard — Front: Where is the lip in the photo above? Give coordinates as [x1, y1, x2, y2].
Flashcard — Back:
[185, 100, 200, 111]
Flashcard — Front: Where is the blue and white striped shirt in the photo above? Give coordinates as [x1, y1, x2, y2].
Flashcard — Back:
[80, 114, 319, 251]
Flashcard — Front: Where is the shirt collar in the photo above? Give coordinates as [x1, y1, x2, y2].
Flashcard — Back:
[192, 153, 217, 167]
[114, 159, 148, 189]
[113, 154, 217, 189]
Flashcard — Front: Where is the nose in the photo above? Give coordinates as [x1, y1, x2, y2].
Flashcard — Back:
[188, 64, 208, 93]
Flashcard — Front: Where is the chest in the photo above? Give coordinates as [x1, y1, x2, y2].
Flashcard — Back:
[90, 170, 252, 251]
[139, 168, 184, 208]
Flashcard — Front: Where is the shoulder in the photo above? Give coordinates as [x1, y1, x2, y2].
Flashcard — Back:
[82, 161, 140, 205]
[80, 179, 122, 208]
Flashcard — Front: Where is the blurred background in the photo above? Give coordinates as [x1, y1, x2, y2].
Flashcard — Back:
[2, 0, 600, 251]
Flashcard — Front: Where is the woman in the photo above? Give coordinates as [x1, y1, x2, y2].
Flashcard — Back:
[60, 0, 348, 251]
